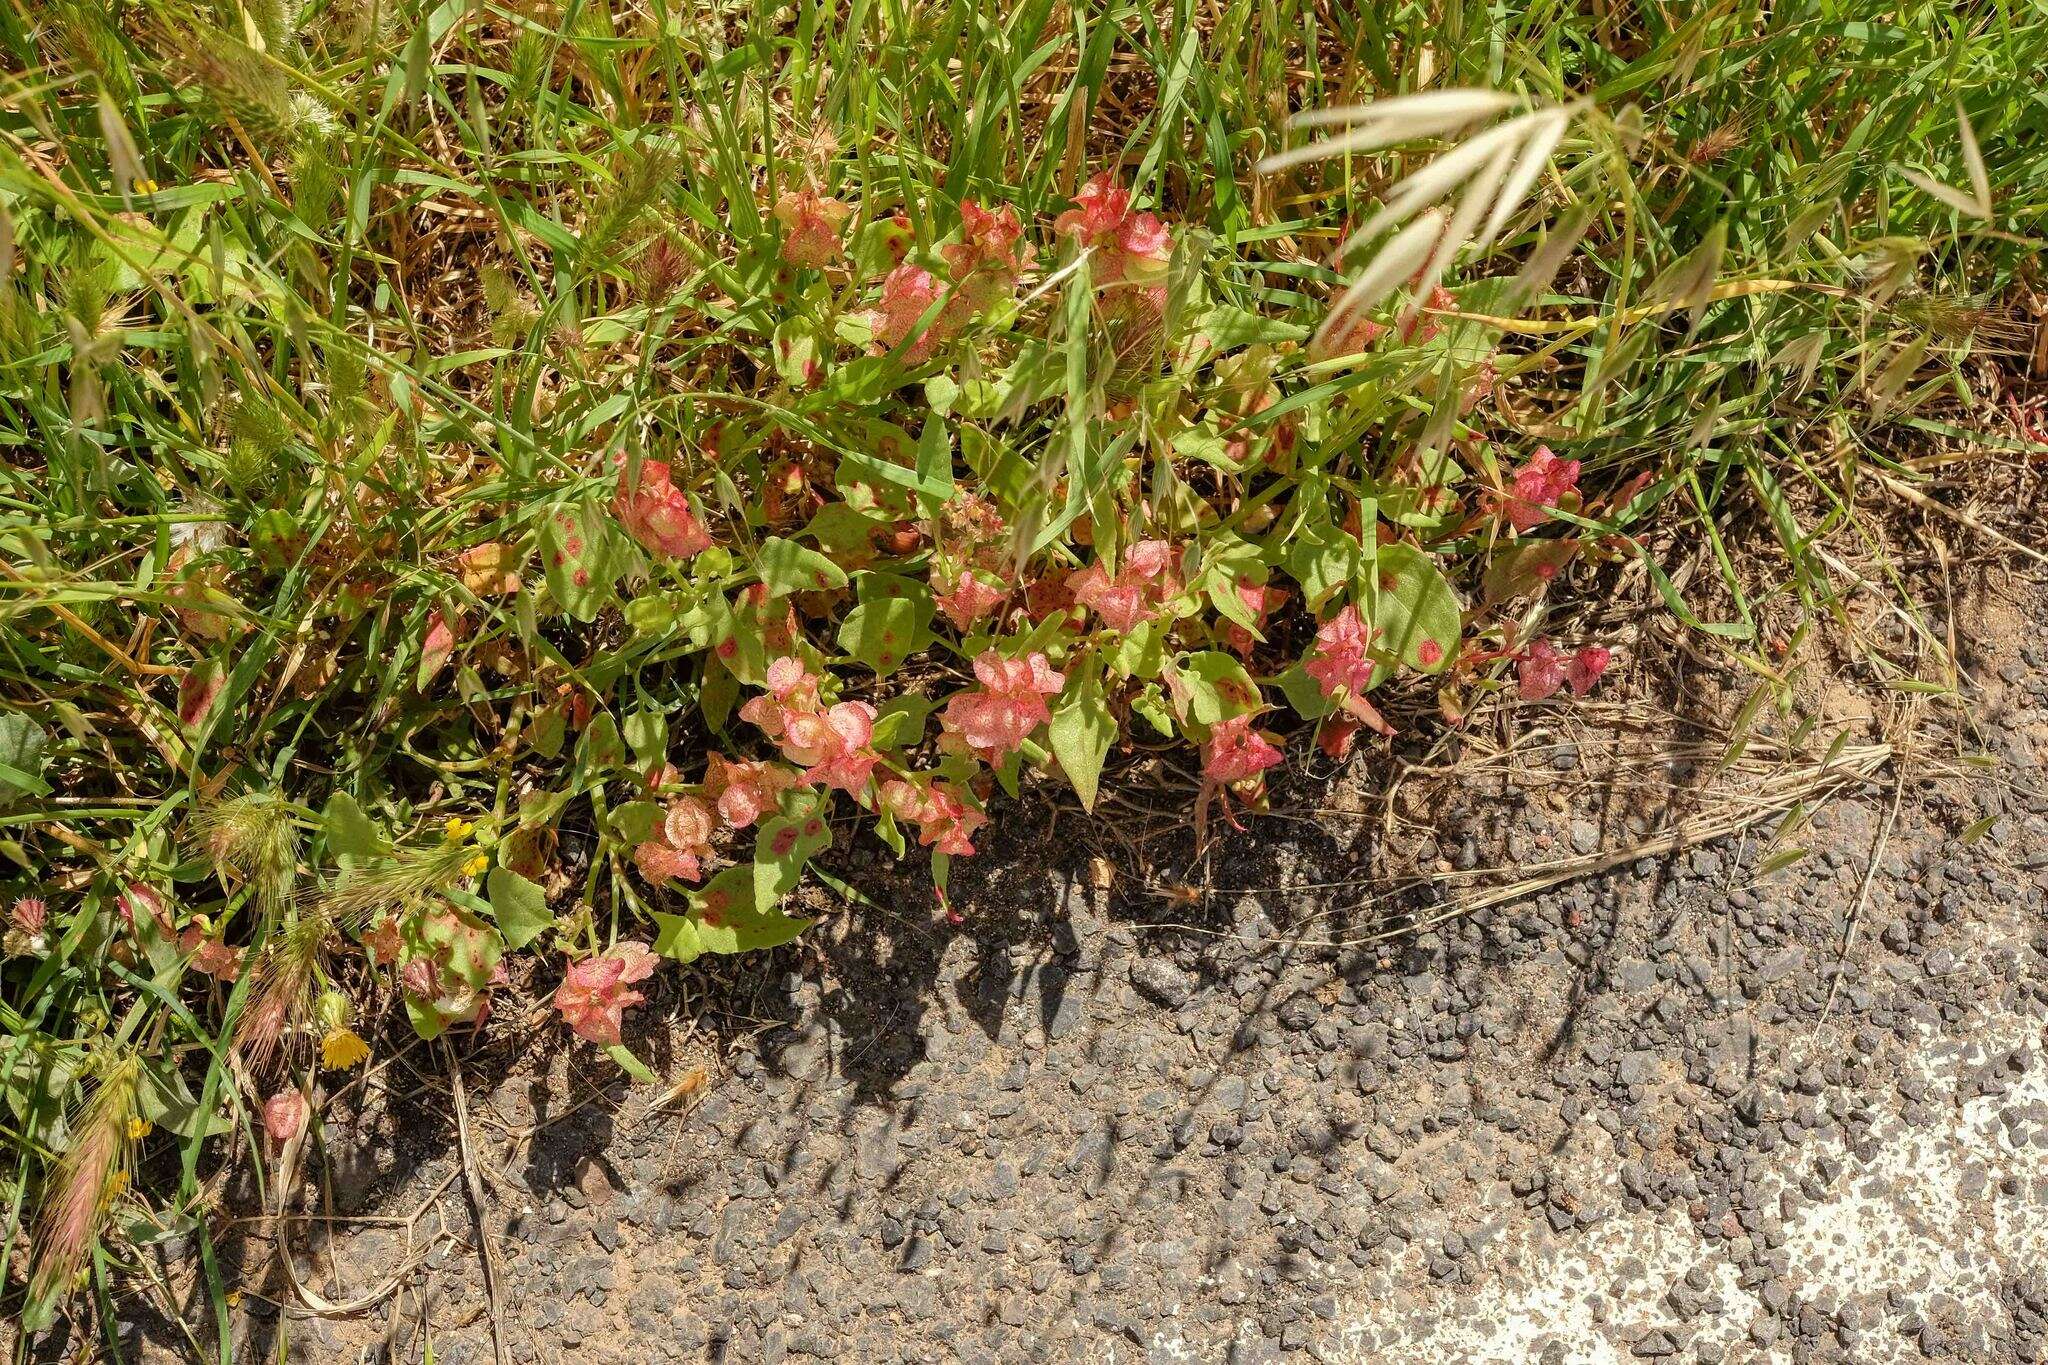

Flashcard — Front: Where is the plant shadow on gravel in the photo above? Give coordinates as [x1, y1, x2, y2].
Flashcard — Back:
[94, 493, 2017, 1359]
[93, 599, 1938, 1364]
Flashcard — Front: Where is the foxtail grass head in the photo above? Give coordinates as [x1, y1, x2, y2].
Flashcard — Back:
[25, 1052, 143, 1329]
[232, 909, 330, 1076]
[188, 790, 300, 913]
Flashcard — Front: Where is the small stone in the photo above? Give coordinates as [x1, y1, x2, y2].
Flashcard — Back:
[1131, 959, 1195, 1009]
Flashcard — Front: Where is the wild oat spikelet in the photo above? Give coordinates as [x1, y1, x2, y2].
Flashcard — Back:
[27, 1053, 142, 1326]
[639, 234, 689, 306]
[237, 833, 482, 1072]
[157, 23, 298, 143]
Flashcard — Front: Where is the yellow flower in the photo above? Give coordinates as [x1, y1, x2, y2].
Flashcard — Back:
[320, 1026, 371, 1071]
[443, 816, 476, 844]
[126, 1116, 153, 1140]
[462, 853, 489, 878]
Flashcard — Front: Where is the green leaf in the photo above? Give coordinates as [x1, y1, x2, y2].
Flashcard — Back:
[837, 573, 935, 676]
[527, 704, 567, 758]
[539, 499, 622, 623]
[1048, 670, 1116, 812]
[1170, 651, 1262, 725]
[321, 791, 387, 858]
[802, 502, 889, 562]
[0, 711, 51, 811]
[652, 867, 813, 961]
[404, 995, 447, 1041]
[1207, 577, 1261, 632]
[754, 791, 834, 908]
[874, 808, 907, 857]
[758, 535, 849, 596]
[577, 712, 625, 772]
[136, 1061, 231, 1140]
[1131, 683, 1176, 737]
[1273, 664, 1338, 721]
[623, 707, 668, 769]
[609, 800, 661, 845]
[1279, 521, 1369, 610]
[485, 868, 553, 950]
[700, 653, 738, 732]
[1107, 619, 1169, 679]
[1193, 303, 1310, 351]
[914, 416, 956, 513]
[872, 693, 935, 749]
[1371, 543, 1462, 674]
[923, 374, 961, 416]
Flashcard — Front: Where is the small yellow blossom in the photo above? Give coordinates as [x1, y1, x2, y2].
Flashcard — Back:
[126, 1116, 153, 1140]
[321, 1026, 371, 1071]
[443, 816, 477, 843]
[462, 853, 490, 878]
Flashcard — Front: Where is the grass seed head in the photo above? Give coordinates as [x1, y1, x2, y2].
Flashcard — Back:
[27, 1053, 142, 1323]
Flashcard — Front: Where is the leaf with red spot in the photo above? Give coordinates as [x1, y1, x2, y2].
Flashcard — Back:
[1166, 651, 1263, 727]
[753, 788, 833, 908]
[850, 215, 915, 280]
[757, 535, 849, 597]
[836, 572, 934, 678]
[1480, 536, 1581, 604]
[800, 502, 889, 570]
[649, 865, 812, 962]
[415, 610, 459, 691]
[1370, 542, 1462, 675]
[178, 659, 226, 730]
[539, 499, 622, 623]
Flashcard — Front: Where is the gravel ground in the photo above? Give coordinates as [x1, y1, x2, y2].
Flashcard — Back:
[97, 573, 2048, 1364]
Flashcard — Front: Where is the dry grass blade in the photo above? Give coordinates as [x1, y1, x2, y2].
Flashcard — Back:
[1317, 210, 1445, 351]
[1134, 740, 1894, 951]
[1265, 93, 1585, 352]
[1418, 742, 1892, 915]
[1870, 468, 2048, 567]
[1813, 778, 1905, 1034]
[1262, 89, 1519, 169]
[443, 1041, 510, 1365]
